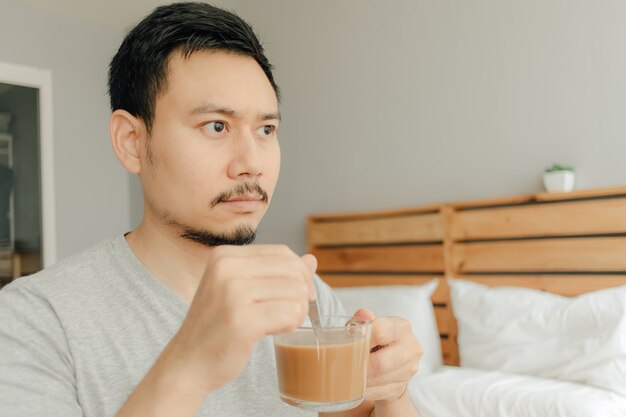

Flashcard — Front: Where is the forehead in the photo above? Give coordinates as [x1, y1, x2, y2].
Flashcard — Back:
[159, 49, 278, 114]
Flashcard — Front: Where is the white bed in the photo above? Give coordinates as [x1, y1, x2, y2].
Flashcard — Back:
[409, 366, 626, 417]
[334, 279, 626, 417]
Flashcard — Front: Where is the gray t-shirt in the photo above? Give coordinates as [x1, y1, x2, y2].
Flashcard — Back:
[0, 235, 345, 417]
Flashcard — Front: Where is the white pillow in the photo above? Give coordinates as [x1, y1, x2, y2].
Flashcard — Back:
[333, 280, 443, 375]
[449, 278, 626, 396]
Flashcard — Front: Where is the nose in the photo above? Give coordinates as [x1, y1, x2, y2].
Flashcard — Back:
[226, 129, 263, 179]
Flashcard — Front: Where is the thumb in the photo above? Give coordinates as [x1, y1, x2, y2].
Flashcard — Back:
[300, 254, 318, 301]
[352, 308, 379, 351]
[301, 253, 318, 275]
[352, 307, 376, 321]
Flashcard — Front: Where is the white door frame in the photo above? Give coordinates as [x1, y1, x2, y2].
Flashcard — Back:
[0, 61, 56, 267]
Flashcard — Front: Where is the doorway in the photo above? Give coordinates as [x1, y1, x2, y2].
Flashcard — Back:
[0, 62, 55, 286]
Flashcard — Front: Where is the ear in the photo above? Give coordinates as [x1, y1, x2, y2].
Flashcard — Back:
[110, 109, 145, 174]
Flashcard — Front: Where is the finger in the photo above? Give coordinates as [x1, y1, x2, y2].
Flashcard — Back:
[301, 253, 317, 275]
[351, 308, 375, 321]
[207, 244, 287, 260]
[367, 355, 419, 387]
[232, 277, 309, 304]
[230, 253, 312, 284]
[223, 253, 315, 305]
[364, 382, 407, 402]
[205, 250, 314, 303]
[244, 252, 314, 288]
[233, 244, 296, 257]
[247, 300, 308, 337]
[370, 317, 410, 348]
[226, 258, 311, 309]
[300, 254, 318, 301]
[368, 339, 421, 376]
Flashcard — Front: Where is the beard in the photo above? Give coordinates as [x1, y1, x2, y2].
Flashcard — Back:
[179, 224, 257, 247]
[161, 181, 267, 247]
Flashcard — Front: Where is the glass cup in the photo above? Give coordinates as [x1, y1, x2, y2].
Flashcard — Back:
[273, 315, 371, 412]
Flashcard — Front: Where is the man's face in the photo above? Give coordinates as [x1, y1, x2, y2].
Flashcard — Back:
[139, 50, 281, 245]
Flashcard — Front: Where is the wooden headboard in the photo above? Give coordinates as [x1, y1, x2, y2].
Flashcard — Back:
[307, 186, 626, 366]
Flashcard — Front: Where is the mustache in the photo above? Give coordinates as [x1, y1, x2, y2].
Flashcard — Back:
[210, 182, 269, 208]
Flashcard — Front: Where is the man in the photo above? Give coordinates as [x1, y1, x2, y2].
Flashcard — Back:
[0, 3, 422, 416]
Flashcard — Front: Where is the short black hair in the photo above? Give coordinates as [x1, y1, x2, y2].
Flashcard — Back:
[108, 2, 279, 133]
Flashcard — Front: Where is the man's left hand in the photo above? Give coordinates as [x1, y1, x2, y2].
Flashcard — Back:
[354, 308, 423, 403]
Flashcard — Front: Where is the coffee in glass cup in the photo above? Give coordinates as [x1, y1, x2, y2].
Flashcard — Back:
[273, 315, 371, 412]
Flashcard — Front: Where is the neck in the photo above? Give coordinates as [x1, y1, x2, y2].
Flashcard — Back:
[125, 213, 211, 304]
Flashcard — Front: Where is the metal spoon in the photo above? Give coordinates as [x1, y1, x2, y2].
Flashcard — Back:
[308, 299, 322, 341]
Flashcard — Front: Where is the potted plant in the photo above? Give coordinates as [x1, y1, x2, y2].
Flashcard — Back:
[543, 164, 575, 193]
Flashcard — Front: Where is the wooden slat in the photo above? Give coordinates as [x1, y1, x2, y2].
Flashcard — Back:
[452, 237, 626, 273]
[450, 194, 536, 209]
[433, 278, 458, 365]
[309, 213, 443, 246]
[449, 185, 626, 209]
[321, 274, 441, 287]
[440, 337, 460, 366]
[309, 205, 441, 222]
[434, 306, 452, 335]
[453, 275, 626, 297]
[535, 185, 626, 202]
[313, 245, 444, 273]
[438, 207, 458, 360]
[308, 185, 626, 225]
[452, 198, 626, 240]
[441, 206, 456, 279]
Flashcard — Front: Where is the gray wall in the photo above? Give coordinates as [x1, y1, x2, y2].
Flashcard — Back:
[5, 1, 625, 259]
[0, 2, 130, 259]
[0, 85, 41, 250]
[231, 1, 626, 254]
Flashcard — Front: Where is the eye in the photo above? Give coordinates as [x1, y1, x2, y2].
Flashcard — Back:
[256, 125, 276, 136]
[203, 121, 227, 134]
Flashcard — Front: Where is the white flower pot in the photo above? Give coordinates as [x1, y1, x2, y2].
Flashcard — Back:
[543, 171, 575, 193]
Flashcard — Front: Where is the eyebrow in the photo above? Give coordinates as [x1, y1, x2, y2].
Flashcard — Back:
[190, 102, 281, 121]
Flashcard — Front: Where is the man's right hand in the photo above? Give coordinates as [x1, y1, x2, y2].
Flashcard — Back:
[166, 245, 318, 395]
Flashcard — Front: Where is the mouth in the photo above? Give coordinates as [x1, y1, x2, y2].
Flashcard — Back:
[223, 194, 265, 203]
[210, 182, 270, 210]
[220, 194, 267, 212]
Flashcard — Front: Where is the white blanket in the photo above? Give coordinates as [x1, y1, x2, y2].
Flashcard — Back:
[409, 366, 626, 417]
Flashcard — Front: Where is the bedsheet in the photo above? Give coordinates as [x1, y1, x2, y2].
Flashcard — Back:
[409, 366, 626, 417]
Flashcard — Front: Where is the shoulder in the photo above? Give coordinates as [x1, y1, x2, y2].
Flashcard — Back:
[0, 235, 128, 353]
[1, 235, 124, 305]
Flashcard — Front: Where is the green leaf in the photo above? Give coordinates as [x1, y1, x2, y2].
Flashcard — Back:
[545, 163, 574, 173]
